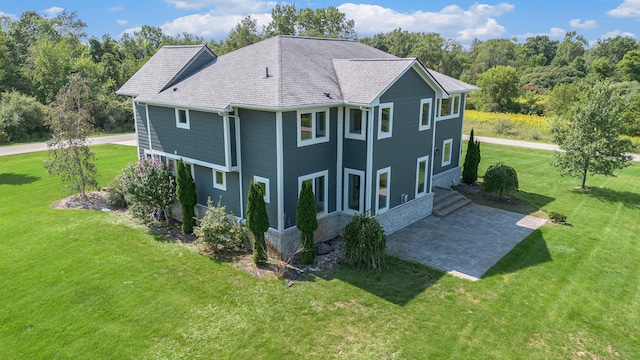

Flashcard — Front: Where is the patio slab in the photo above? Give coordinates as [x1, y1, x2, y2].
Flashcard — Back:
[386, 203, 547, 281]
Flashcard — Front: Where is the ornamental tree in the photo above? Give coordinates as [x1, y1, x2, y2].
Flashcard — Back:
[462, 128, 481, 185]
[551, 80, 633, 189]
[296, 181, 317, 265]
[246, 181, 269, 265]
[176, 158, 197, 234]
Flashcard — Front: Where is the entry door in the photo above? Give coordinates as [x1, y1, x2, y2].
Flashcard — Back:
[344, 168, 364, 214]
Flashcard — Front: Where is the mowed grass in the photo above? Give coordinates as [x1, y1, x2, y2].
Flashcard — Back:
[1, 143, 639, 359]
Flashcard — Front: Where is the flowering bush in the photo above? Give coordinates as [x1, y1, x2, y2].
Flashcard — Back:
[194, 197, 248, 253]
[119, 157, 176, 223]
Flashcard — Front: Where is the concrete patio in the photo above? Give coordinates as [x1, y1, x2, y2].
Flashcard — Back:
[386, 203, 547, 281]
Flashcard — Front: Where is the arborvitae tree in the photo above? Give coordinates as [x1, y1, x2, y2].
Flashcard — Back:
[176, 158, 197, 234]
[247, 181, 268, 265]
[462, 129, 481, 185]
[296, 181, 318, 265]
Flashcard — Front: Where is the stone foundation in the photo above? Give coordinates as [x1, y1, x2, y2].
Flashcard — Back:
[432, 166, 461, 189]
[375, 192, 434, 235]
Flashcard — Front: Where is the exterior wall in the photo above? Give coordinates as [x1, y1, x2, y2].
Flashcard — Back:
[433, 94, 465, 176]
[239, 109, 278, 228]
[372, 68, 436, 213]
[281, 108, 338, 228]
[193, 165, 241, 215]
[147, 105, 226, 166]
[376, 192, 434, 235]
[134, 103, 149, 158]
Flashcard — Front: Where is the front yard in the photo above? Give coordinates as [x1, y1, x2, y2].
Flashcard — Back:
[0, 143, 638, 358]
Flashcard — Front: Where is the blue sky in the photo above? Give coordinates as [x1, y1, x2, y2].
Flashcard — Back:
[1, 1, 639, 46]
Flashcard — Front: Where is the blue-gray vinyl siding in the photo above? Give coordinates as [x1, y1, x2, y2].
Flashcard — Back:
[239, 109, 278, 228]
[193, 165, 241, 215]
[282, 108, 338, 229]
[147, 105, 226, 166]
[433, 94, 465, 174]
[135, 103, 149, 158]
[372, 68, 436, 213]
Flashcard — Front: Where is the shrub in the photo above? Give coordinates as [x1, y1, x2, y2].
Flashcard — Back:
[195, 197, 247, 253]
[549, 211, 567, 224]
[107, 176, 128, 209]
[296, 181, 317, 265]
[491, 117, 515, 135]
[482, 162, 519, 196]
[343, 212, 386, 270]
[119, 158, 176, 224]
[246, 182, 268, 265]
[0, 91, 49, 143]
[176, 159, 197, 234]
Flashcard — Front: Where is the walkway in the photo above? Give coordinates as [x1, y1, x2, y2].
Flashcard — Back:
[0, 134, 136, 157]
[463, 135, 640, 162]
[386, 203, 547, 281]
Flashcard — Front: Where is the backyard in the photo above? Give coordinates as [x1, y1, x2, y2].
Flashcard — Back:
[0, 143, 638, 359]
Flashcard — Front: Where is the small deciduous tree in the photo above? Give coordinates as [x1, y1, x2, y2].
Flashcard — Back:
[247, 181, 269, 265]
[462, 129, 481, 185]
[551, 80, 633, 189]
[176, 158, 197, 234]
[296, 181, 317, 265]
[43, 75, 98, 198]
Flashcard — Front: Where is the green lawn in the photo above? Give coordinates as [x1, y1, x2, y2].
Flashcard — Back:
[1, 144, 639, 359]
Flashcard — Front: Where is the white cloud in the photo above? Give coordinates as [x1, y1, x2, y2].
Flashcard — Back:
[117, 19, 128, 26]
[160, 12, 271, 39]
[588, 30, 637, 47]
[110, 5, 124, 12]
[163, 0, 276, 14]
[514, 27, 566, 41]
[569, 18, 598, 29]
[42, 6, 64, 18]
[608, 0, 640, 19]
[119, 26, 142, 39]
[336, 2, 515, 41]
[0, 11, 18, 20]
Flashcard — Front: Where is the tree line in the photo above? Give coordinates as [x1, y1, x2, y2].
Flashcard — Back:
[1, 4, 639, 144]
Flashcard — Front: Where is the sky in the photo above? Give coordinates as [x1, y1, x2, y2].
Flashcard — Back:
[1, 1, 639, 46]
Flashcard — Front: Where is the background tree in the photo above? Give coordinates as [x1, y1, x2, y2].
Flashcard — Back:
[0, 91, 49, 143]
[552, 32, 586, 67]
[551, 80, 633, 189]
[247, 182, 268, 265]
[43, 75, 98, 198]
[176, 158, 197, 234]
[616, 49, 640, 82]
[473, 65, 520, 112]
[462, 129, 481, 185]
[296, 182, 317, 265]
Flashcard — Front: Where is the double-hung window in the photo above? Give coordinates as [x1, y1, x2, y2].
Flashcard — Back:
[376, 167, 391, 213]
[377, 103, 393, 139]
[298, 170, 329, 215]
[419, 99, 432, 131]
[346, 108, 365, 140]
[175, 108, 190, 129]
[297, 108, 329, 146]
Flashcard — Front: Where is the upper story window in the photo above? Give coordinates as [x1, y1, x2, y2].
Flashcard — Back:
[437, 95, 461, 120]
[377, 102, 393, 140]
[346, 108, 365, 140]
[297, 108, 329, 147]
[175, 108, 190, 129]
[419, 98, 432, 131]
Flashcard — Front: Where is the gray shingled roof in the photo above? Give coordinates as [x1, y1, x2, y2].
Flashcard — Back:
[117, 45, 209, 97]
[427, 68, 480, 94]
[118, 36, 477, 111]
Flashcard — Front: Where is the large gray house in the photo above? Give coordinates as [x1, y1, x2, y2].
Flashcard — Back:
[117, 35, 478, 255]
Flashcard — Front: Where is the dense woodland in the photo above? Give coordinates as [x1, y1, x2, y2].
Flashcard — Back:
[1, 4, 639, 144]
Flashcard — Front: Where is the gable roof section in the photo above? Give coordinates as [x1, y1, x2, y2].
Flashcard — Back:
[426, 68, 480, 94]
[116, 45, 214, 97]
[119, 36, 478, 111]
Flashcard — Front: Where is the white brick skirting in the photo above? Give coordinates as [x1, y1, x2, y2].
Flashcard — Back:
[375, 192, 434, 236]
[432, 166, 461, 189]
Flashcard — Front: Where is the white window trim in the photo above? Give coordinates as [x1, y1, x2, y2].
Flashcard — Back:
[296, 108, 330, 147]
[175, 108, 190, 129]
[343, 168, 365, 215]
[213, 170, 226, 191]
[377, 102, 394, 140]
[419, 98, 432, 131]
[345, 108, 366, 140]
[375, 167, 391, 214]
[298, 170, 329, 216]
[442, 139, 453, 167]
[435, 95, 461, 121]
[253, 175, 270, 203]
[415, 155, 430, 198]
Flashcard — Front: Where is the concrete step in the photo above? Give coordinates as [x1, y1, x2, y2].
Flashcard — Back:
[432, 187, 472, 217]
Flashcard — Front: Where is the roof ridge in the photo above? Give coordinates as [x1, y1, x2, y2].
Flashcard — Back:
[276, 36, 283, 107]
[162, 45, 206, 48]
[275, 35, 357, 42]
